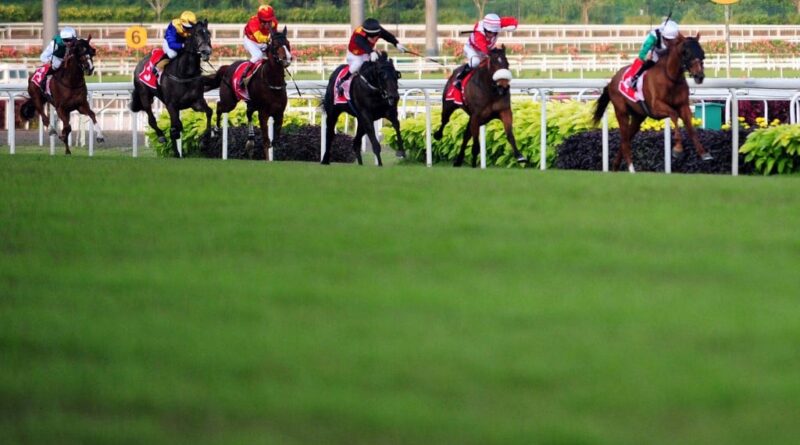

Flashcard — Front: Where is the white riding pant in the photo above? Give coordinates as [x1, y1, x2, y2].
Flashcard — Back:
[162, 40, 179, 59]
[243, 37, 265, 63]
[346, 51, 370, 74]
[463, 43, 485, 68]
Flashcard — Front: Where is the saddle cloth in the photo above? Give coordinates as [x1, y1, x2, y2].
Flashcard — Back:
[137, 48, 165, 90]
[445, 70, 476, 105]
[30, 65, 53, 96]
[231, 60, 265, 102]
[333, 66, 353, 105]
[618, 66, 647, 102]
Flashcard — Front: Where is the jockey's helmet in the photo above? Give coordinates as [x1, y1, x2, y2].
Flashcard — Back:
[180, 11, 197, 29]
[60, 27, 77, 41]
[661, 20, 679, 40]
[363, 18, 381, 36]
[257, 5, 275, 22]
[483, 14, 501, 33]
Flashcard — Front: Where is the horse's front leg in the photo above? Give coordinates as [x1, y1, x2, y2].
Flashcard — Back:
[272, 111, 284, 150]
[166, 105, 182, 158]
[257, 109, 272, 161]
[55, 107, 72, 155]
[434, 99, 457, 141]
[454, 117, 473, 167]
[499, 109, 527, 165]
[386, 109, 404, 159]
[351, 122, 366, 166]
[470, 117, 482, 168]
[679, 104, 712, 161]
[650, 102, 683, 159]
[245, 105, 256, 158]
[363, 118, 383, 167]
[78, 102, 104, 143]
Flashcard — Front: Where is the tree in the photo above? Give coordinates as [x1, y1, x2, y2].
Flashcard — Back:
[146, 0, 171, 22]
[578, 0, 604, 24]
[473, 0, 490, 19]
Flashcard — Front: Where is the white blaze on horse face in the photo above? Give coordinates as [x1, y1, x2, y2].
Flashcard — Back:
[492, 69, 513, 82]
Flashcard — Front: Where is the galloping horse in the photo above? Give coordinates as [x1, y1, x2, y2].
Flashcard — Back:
[130, 20, 213, 157]
[210, 27, 292, 160]
[20, 37, 103, 155]
[434, 45, 527, 168]
[321, 51, 403, 166]
[593, 34, 710, 172]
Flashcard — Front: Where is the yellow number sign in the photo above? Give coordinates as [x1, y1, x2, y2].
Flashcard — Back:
[710, 0, 739, 4]
[125, 26, 148, 49]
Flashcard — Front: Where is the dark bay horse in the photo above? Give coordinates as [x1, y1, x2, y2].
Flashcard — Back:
[593, 34, 711, 172]
[321, 51, 403, 166]
[130, 20, 213, 157]
[20, 37, 103, 154]
[434, 45, 527, 168]
[210, 27, 292, 160]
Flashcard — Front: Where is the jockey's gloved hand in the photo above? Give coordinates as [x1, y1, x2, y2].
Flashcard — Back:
[259, 43, 268, 51]
[395, 43, 407, 53]
[369, 51, 380, 62]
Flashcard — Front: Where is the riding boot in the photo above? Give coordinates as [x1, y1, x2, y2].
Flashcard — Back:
[153, 57, 169, 77]
[337, 71, 352, 97]
[453, 64, 471, 90]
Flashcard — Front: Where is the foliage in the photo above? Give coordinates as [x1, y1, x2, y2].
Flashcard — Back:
[740, 124, 800, 175]
[383, 99, 618, 168]
[144, 102, 311, 157]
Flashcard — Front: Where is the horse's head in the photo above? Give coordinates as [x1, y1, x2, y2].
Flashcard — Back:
[486, 45, 513, 95]
[679, 34, 705, 84]
[267, 26, 293, 68]
[360, 51, 400, 106]
[68, 35, 97, 76]
[188, 19, 212, 61]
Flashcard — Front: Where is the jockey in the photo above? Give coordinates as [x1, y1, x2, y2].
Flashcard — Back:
[240, 5, 279, 90]
[337, 18, 406, 96]
[455, 13, 518, 89]
[154, 11, 197, 75]
[623, 19, 680, 89]
[39, 27, 77, 76]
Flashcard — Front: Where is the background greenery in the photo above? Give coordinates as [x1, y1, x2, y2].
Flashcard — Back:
[2, 154, 800, 444]
[2, 0, 800, 24]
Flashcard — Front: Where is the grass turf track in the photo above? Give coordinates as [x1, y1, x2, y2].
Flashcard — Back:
[1, 154, 799, 445]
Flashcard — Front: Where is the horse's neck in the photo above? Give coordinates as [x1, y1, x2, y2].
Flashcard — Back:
[260, 57, 285, 83]
[170, 51, 201, 77]
[663, 46, 684, 82]
[56, 57, 85, 87]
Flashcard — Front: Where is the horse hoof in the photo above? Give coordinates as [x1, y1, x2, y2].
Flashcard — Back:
[628, 164, 636, 174]
[395, 149, 406, 159]
[701, 153, 714, 161]
[158, 136, 167, 144]
[433, 131, 442, 141]
[48, 129, 57, 136]
[96, 137, 105, 144]
[516, 156, 528, 165]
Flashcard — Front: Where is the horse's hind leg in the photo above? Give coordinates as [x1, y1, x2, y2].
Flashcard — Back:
[613, 108, 635, 172]
[166, 105, 183, 158]
[245, 105, 256, 158]
[77, 102, 104, 143]
[141, 98, 167, 144]
[257, 109, 272, 161]
[193, 100, 214, 138]
[322, 109, 343, 165]
[499, 109, 527, 165]
[470, 118, 482, 168]
[434, 101, 457, 141]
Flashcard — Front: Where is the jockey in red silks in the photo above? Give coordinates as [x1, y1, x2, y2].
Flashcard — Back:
[337, 18, 407, 96]
[622, 19, 680, 90]
[454, 13, 518, 89]
[240, 5, 281, 90]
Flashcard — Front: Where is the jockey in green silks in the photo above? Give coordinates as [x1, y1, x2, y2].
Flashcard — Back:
[623, 19, 680, 89]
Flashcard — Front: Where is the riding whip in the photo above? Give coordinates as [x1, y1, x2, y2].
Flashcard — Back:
[402, 48, 447, 67]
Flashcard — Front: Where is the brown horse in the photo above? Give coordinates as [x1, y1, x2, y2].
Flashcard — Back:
[20, 37, 104, 154]
[433, 45, 527, 167]
[593, 34, 711, 172]
[209, 27, 292, 160]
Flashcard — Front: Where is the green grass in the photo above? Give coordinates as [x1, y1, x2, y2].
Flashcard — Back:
[1, 154, 799, 444]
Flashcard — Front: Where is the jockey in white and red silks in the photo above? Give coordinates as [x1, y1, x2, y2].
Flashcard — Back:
[455, 13, 518, 89]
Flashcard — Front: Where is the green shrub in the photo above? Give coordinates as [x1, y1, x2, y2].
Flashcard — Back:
[739, 124, 800, 175]
[383, 100, 618, 168]
[145, 102, 313, 157]
[0, 4, 39, 21]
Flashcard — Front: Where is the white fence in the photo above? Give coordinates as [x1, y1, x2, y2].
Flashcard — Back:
[3, 78, 800, 176]
[4, 23, 800, 50]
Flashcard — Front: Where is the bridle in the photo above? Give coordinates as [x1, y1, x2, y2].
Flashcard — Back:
[358, 58, 399, 104]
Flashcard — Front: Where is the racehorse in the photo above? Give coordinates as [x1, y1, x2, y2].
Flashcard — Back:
[209, 27, 292, 160]
[20, 37, 104, 155]
[130, 19, 213, 158]
[433, 45, 528, 168]
[321, 51, 403, 166]
[592, 34, 711, 172]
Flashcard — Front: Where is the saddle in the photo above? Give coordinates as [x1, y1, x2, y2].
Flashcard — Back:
[445, 66, 476, 106]
[138, 48, 165, 89]
[231, 60, 265, 101]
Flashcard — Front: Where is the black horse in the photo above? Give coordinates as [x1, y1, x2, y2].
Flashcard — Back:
[130, 20, 213, 157]
[321, 51, 404, 166]
[434, 46, 527, 168]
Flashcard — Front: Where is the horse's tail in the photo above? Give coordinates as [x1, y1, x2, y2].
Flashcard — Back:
[203, 67, 226, 92]
[129, 87, 143, 112]
[19, 98, 36, 121]
[592, 85, 610, 126]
